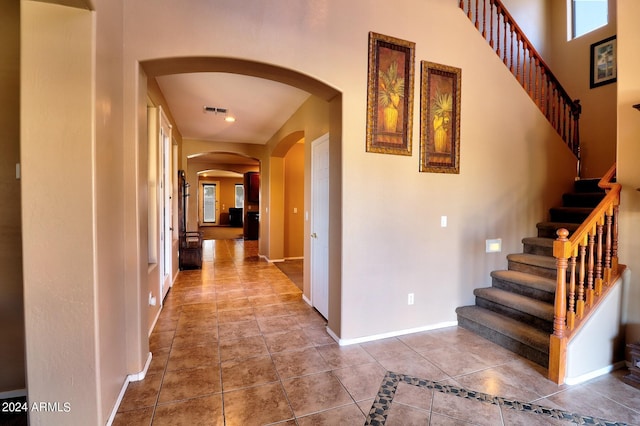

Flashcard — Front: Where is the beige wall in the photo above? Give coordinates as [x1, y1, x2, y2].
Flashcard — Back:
[19, 0, 630, 423]
[548, 0, 617, 178]
[123, 0, 576, 342]
[22, 2, 100, 423]
[617, 0, 640, 348]
[284, 143, 305, 258]
[0, 0, 25, 396]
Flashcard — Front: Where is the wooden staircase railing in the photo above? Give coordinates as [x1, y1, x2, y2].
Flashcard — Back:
[549, 164, 622, 384]
[458, 0, 582, 170]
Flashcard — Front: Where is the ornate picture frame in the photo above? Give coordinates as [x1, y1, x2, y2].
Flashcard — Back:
[366, 32, 415, 155]
[590, 35, 617, 89]
[419, 61, 461, 174]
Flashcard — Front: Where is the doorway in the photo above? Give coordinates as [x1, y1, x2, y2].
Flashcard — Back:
[310, 133, 330, 319]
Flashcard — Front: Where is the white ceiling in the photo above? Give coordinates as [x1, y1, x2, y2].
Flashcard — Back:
[156, 72, 311, 145]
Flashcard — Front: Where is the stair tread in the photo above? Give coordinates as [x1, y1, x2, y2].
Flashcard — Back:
[456, 306, 550, 353]
[474, 287, 554, 321]
[522, 237, 554, 247]
[550, 206, 595, 213]
[507, 253, 556, 269]
[536, 221, 581, 231]
[490, 270, 556, 294]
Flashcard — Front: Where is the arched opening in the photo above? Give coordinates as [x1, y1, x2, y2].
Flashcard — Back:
[135, 58, 343, 363]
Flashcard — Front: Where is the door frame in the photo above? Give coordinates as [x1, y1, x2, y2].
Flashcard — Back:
[310, 133, 330, 319]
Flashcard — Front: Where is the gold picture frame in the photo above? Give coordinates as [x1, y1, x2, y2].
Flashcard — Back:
[420, 61, 461, 174]
[366, 32, 415, 155]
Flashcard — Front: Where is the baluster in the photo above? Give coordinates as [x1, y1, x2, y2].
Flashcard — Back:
[496, 6, 502, 58]
[510, 27, 515, 73]
[533, 56, 540, 106]
[516, 34, 521, 84]
[541, 71, 547, 115]
[528, 56, 533, 98]
[503, 17, 508, 66]
[595, 220, 604, 295]
[475, 0, 480, 28]
[482, 0, 487, 39]
[489, 0, 495, 49]
[587, 230, 595, 306]
[612, 205, 619, 273]
[577, 241, 587, 318]
[468, 0, 473, 19]
[567, 251, 577, 330]
[604, 207, 613, 285]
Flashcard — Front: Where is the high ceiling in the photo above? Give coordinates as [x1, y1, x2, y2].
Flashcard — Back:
[156, 72, 311, 145]
[155, 72, 311, 177]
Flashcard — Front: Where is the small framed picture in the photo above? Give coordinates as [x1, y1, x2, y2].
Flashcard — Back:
[590, 35, 616, 89]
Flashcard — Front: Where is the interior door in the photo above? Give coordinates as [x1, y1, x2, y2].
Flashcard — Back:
[311, 134, 330, 319]
[160, 107, 172, 301]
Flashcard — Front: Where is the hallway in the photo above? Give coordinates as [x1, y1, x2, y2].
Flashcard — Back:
[113, 239, 639, 425]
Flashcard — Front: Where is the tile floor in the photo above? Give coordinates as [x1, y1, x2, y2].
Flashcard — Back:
[113, 239, 640, 425]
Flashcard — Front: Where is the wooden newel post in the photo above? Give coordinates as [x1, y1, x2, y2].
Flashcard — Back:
[549, 228, 570, 384]
[553, 229, 570, 338]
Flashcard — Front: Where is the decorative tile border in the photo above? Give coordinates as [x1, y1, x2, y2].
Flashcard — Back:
[365, 371, 628, 426]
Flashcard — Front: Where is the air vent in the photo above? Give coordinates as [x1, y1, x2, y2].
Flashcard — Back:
[204, 106, 227, 114]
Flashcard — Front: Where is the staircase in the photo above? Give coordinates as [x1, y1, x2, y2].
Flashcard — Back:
[456, 178, 605, 368]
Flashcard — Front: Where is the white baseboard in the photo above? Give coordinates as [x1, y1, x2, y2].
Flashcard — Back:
[0, 388, 27, 399]
[149, 305, 163, 337]
[106, 352, 152, 426]
[302, 294, 312, 306]
[330, 321, 459, 346]
[284, 256, 304, 261]
[564, 360, 627, 386]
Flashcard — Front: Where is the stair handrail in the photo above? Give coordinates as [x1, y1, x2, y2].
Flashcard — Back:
[549, 164, 621, 383]
[458, 0, 582, 165]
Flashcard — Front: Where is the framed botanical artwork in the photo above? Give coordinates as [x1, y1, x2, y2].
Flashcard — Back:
[590, 35, 616, 89]
[420, 61, 461, 174]
[366, 32, 415, 155]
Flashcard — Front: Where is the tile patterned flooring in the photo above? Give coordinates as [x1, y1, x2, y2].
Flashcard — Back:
[113, 239, 640, 425]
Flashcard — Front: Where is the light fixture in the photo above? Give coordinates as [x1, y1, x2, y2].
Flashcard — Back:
[204, 105, 235, 123]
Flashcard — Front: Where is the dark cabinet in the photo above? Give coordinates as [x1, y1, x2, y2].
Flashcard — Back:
[229, 207, 243, 227]
[245, 211, 259, 240]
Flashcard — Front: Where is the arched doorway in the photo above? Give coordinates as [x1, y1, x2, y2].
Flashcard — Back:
[134, 58, 343, 362]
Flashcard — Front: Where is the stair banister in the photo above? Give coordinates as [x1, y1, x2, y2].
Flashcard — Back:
[549, 164, 621, 384]
[459, 0, 582, 169]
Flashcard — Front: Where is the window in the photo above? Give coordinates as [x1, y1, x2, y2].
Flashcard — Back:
[572, 0, 608, 39]
[203, 183, 216, 223]
[235, 184, 244, 208]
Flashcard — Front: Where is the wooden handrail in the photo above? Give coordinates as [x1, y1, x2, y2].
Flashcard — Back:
[548, 164, 622, 384]
[458, 0, 581, 164]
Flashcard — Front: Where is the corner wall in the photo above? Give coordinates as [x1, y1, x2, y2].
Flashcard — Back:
[616, 0, 640, 351]
[0, 0, 25, 396]
[548, 0, 617, 177]
[21, 2, 99, 423]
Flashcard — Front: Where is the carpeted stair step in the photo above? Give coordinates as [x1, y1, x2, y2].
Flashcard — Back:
[549, 206, 594, 223]
[573, 178, 604, 193]
[536, 221, 580, 239]
[562, 192, 605, 208]
[522, 237, 554, 257]
[507, 253, 557, 280]
[490, 270, 556, 303]
[474, 287, 554, 332]
[456, 305, 550, 367]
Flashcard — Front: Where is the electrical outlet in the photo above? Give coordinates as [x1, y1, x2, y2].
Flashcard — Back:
[408, 293, 414, 305]
[441, 216, 447, 227]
